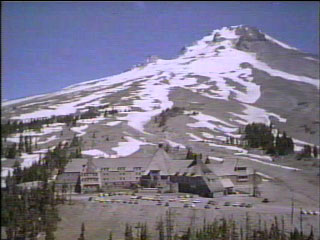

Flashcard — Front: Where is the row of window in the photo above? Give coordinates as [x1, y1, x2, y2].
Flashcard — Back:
[82, 173, 98, 176]
[81, 178, 99, 182]
[103, 177, 140, 181]
[103, 172, 142, 176]
[100, 167, 143, 171]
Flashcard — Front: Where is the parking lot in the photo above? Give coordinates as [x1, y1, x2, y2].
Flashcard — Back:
[75, 192, 319, 216]
[86, 192, 256, 210]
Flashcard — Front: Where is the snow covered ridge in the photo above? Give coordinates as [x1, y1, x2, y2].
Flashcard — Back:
[264, 34, 299, 51]
[3, 24, 318, 131]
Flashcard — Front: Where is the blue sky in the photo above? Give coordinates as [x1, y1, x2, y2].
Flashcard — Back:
[2, 1, 319, 100]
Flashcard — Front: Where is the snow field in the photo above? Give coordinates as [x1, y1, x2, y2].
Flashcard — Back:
[230, 104, 286, 125]
[71, 125, 88, 137]
[1, 167, 14, 178]
[7, 123, 64, 143]
[208, 156, 224, 162]
[111, 136, 154, 157]
[187, 112, 237, 135]
[81, 149, 111, 158]
[105, 121, 122, 127]
[76, 117, 108, 124]
[165, 140, 186, 149]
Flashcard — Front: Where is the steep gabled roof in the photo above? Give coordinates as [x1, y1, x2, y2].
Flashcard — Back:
[84, 158, 98, 173]
[187, 157, 213, 176]
[144, 147, 171, 175]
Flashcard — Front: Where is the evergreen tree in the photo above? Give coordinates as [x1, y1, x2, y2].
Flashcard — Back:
[108, 232, 113, 240]
[125, 223, 134, 240]
[75, 176, 82, 194]
[312, 146, 318, 158]
[6, 143, 17, 159]
[18, 134, 24, 152]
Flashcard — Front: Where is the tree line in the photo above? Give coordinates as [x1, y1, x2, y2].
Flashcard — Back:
[242, 122, 319, 158]
[243, 123, 294, 156]
[2, 138, 81, 239]
[77, 210, 315, 240]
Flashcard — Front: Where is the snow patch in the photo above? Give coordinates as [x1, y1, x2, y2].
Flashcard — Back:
[230, 104, 286, 125]
[105, 121, 122, 126]
[165, 140, 186, 149]
[112, 136, 153, 157]
[82, 149, 110, 158]
[208, 156, 224, 162]
[264, 34, 298, 51]
[1, 167, 14, 178]
[37, 136, 57, 145]
[71, 125, 88, 137]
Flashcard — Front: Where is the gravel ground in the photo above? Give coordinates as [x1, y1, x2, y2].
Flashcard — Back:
[55, 192, 319, 240]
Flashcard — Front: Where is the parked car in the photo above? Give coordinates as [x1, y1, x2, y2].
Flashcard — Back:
[207, 200, 217, 205]
[245, 204, 252, 208]
[232, 202, 241, 207]
[156, 202, 162, 206]
[169, 198, 176, 202]
[262, 198, 269, 203]
[224, 202, 231, 206]
[301, 210, 307, 215]
[240, 203, 247, 207]
[204, 205, 211, 209]
[183, 204, 189, 208]
[190, 203, 196, 208]
[134, 201, 138, 204]
[192, 199, 201, 203]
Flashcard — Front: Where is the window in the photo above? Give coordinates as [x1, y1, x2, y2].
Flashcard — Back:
[117, 167, 126, 171]
[134, 167, 142, 171]
[235, 167, 247, 171]
[237, 175, 248, 182]
[102, 168, 109, 171]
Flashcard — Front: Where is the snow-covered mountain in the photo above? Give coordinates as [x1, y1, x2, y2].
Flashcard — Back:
[2, 25, 319, 163]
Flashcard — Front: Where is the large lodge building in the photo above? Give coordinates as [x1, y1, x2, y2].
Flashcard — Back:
[56, 145, 261, 197]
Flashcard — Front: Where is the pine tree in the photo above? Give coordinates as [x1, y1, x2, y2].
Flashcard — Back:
[18, 134, 24, 152]
[156, 218, 165, 240]
[307, 226, 314, 240]
[313, 146, 318, 158]
[108, 232, 113, 240]
[125, 223, 134, 240]
[45, 228, 55, 240]
[75, 176, 81, 193]
[6, 143, 17, 159]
